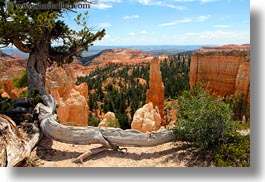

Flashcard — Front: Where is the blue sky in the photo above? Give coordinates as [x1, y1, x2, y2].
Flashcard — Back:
[63, 0, 250, 46]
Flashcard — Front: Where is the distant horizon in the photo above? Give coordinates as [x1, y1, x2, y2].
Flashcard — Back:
[1, 43, 250, 49]
[1, 43, 250, 58]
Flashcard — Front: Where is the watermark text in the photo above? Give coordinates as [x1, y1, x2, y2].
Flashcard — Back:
[5, 1, 91, 10]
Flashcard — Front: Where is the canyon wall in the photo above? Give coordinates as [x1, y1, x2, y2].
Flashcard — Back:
[190, 45, 250, 104]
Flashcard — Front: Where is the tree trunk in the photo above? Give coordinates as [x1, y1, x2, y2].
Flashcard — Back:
[27, 41, 49, 95]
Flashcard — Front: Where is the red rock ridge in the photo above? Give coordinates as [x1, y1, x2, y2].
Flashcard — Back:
[86, 48, 167, 66]
[88, 48, 153, 65]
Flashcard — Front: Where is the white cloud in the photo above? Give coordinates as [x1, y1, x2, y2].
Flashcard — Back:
[160, 15, 210, 26]
[140, 30, 148, 34]
[137, 0, 186, 10]
[160, 22, 178, 27]
[91, 0, 122, 9]
[98, 0, 122, 2]
[196, 15, 210, 22]
[123, 15, 140, 20]
[138, 0, 151, 5]
[129, 32, 136, 36]
[137, 0, 219, 5]
[214, 25, 232, 28]
[160, 19, 192, 26]
[91, 3, 112, 9]
[172, 0, 195, 2]
[96, 29, 249, 46]
[165, 4, 186, 10]
[176, 30, 249, 44]
[200, 0, 218, 3]
[98, 23, 112, 28]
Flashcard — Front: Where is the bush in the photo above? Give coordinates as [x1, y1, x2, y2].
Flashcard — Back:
[88, 112, 100, 127]
[12, 70, 28, 88]
[174, 84, 237, 149]
[19, 90, 28, 98]
[106, 118, 120, 128]
[214, 134, 250, 167]
[0, 95, 14, 111]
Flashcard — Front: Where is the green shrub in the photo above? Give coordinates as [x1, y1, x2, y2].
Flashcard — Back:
[106, 118, 120, 128]
[0, 95, 14, 111]
[214, 134, 250, 167]
[88, 112, 100, 127]
[19, 90, 28, 98]
[174, 84, 237, 149]
[224, 94, 248, 121]
[0, 84, 3, 89]
[13, 70, 28, 88]
[235, 120, 250, 130]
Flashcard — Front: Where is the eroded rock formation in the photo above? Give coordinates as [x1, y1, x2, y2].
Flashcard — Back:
[131, 102, 161, 133]
[190, 44, 250, 105]
[98, 112, 116, 127]
[1, 81, 25, 98]
[146, 57, 165, 126]
[0, 53, 28, 98]
[46, 66, 88, 126]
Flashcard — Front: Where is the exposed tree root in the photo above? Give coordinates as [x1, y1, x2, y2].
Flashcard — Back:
[0, 94, 175, 166]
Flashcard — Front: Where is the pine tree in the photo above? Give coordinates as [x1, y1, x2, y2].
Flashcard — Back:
[0, 0, 105, 95]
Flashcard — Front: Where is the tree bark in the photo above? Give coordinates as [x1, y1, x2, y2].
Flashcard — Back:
[0, 114, 41, 167]
[35, 94, 175, 148]
[27, 41, 49, 95]
[0, 94, 175, 166]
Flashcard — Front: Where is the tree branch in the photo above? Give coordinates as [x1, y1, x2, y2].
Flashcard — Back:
[48, 29, 105, 64]
[11, 37, 31, 53]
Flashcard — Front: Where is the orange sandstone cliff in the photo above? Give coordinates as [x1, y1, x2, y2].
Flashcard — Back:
[190, 44, 250, 104]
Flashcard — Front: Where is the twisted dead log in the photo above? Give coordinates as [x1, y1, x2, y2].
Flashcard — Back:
[0, 114, 41, 167]
[35, 94, 175, 162]
[0, 94, 175, 165]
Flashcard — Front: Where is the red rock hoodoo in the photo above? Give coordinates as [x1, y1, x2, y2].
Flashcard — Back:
[190, 44, 250, 105]
[146, 57, 165, 126]
[46, 66, 88, 127]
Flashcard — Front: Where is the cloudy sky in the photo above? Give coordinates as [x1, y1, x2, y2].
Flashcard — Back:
[63, 0, 250, 46]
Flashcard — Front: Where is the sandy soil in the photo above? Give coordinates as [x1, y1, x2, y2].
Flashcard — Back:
[28, 136, 213, 167]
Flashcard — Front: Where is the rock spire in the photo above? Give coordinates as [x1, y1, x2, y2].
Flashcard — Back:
[146, 57, 165, 126]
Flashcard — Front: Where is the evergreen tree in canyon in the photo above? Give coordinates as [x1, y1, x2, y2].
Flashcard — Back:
[0, 0, 105, 95]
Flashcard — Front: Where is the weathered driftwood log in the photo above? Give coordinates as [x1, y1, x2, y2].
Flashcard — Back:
[35, 94, 175, 162]
[0, 93, 175, 166]
[35, 94, 175, 148]
[0, 114, 41, 167]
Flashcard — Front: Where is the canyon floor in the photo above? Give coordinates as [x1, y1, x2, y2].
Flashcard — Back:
[28, 136, 214, 167]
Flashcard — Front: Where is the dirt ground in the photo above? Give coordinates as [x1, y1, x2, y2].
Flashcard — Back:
[28, 136, 214, 167]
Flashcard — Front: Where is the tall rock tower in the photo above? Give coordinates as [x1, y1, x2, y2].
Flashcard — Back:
[146, 57, 165, 126]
